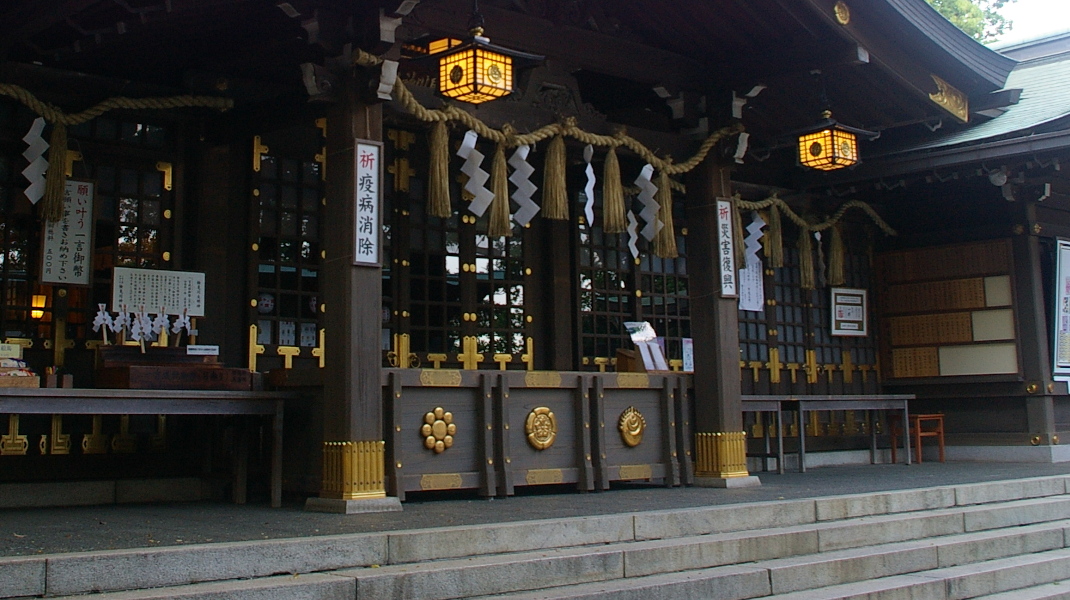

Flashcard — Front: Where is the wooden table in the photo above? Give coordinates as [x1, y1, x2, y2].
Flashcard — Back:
[743, 394, 914, 473]
[0, 388, 292, 507]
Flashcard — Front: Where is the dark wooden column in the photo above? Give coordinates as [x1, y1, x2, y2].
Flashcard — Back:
[686, 160, 743, 434]
[306, 70, 403, 510]
[685, 159, 756, 485]
[1015, 203, 1057, 443]
[322, 74, 383, 444]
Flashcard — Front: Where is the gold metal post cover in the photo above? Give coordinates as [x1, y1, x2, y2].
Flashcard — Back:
[694, 432, 750, 478]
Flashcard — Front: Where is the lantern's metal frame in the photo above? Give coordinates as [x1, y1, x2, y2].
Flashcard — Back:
[421, 0, 543, 104]
[795, 111, 878, 171]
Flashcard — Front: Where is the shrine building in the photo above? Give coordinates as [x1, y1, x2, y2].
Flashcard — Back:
[0, 0, 1068, 510]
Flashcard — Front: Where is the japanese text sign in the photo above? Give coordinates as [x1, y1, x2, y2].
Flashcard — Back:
[354, 141, 381, 266]
[716, 199, 737, 297]
[41, 180, 94, 286]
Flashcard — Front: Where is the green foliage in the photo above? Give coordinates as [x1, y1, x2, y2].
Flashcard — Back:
[925, 0, 1015, 41]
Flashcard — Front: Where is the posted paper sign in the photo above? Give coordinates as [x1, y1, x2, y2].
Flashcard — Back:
[1054, 240, 1070, 379]
[112, 267, 205, 316]
[716, 199, 737, 297]
[831, 287, 867, 336]
[41, 180, 94, 286]
[354, 141, 381, 266]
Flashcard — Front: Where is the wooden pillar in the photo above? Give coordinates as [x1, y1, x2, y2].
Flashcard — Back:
[685, 159, 758, 486]
[1015, 203, 1057, 445]
[307, 70, 400, 512]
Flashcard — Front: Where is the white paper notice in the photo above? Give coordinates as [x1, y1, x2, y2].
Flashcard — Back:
[738, 258, 765, 312]
[354, 141, 381, 265]
[42, 180, 94, 286]
[716, 199, 737, 297]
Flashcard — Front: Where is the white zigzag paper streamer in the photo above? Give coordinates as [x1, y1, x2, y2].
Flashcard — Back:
[626, 210, 640, 260]
[635, 164, 662, 241]
[582, 144, 596, 227]
[21, 117, 48, 205]
[92, 304, 113, 333]
[509, 145, 540, 226]
[744, 211, 765, 269]
[457, 130, 494, 217]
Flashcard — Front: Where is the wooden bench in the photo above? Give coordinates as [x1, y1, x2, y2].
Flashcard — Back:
[0, 388, 292, 507]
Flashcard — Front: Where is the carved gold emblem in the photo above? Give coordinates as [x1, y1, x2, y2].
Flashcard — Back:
[618, 406, 647, 447]
[929, 74, 969, 123]
[525, 407, 557, 450]
[833, 1, 851, 25]
[422, 407, 456, 454]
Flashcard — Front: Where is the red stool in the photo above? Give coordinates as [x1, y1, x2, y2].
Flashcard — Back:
[890, 414, 945, 464]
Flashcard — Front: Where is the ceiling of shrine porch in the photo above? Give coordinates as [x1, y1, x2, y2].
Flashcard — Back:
[0, 0, 1018, 187]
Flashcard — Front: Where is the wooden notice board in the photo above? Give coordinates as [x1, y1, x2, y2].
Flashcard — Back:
[876, 239, 1019, 380]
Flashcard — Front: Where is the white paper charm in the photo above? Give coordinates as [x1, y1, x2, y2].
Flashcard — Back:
[626, 210, 640, 260]
[582, 144, 596, 227]
[738, 212, 766, 312]
[635, 164, 662, 241]
[457, 130, 494, 217]
[92, 304, 113, 333]
[21, 117, 48, 205]
[509, 145, 540, 226]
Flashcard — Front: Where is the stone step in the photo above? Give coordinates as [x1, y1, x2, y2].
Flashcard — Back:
[5, 476, 1067, 600]
[485, 547, 1070, 600]
[333, 518, 1069, 600]
[765, 548, 1070, 600]
[978, 580, 1070, 600]
[41, 573, 354, 600]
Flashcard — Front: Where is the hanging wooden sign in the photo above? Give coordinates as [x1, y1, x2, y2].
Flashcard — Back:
[831, 287, 868, 336]
[354, 140, 382, 266]
[716, 199, 737, 297]
[41, 179, 94, 286]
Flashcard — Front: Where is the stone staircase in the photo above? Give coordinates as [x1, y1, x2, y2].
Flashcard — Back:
[3, 475, 1070, 599]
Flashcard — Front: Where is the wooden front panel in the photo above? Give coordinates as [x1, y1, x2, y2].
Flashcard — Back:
[386, 370, 490, 500]
[500, 374, 590, 493]
[594, 374, 680, 489]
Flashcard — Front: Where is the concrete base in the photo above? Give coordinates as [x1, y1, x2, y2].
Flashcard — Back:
[693, 475, 762, 488]
[945, 445, 1070, 463]
[305, 496, 403, 514]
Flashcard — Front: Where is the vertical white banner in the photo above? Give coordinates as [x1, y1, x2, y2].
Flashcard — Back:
[716, 199, 737, 297]
[1054, 240, 1070, 380]
[354, 141, 382, 266]
[42, 179, 94, 286]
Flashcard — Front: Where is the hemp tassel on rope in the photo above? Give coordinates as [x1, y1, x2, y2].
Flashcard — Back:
[798, 226, 815, 290]
[601, 147, 627, 234]
[541, 134, 568, 220]
[765, 204, 784, 268]
[653, 170, 677, 258]
[488, 143, 511, 238]
[427, 120, 452, 219]
[828, 224, 846, 286]
[42, 122, 68, 222]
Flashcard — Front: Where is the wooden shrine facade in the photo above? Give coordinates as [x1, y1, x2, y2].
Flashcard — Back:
[0, 0, 1066, 507]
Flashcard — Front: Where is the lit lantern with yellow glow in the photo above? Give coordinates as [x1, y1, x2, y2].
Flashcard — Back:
[31, 294, 46, 320]
[425, 5, 542, 105]
[796, 111, 877, 171]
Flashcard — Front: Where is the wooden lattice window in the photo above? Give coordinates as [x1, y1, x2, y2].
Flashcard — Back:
[384, 125, 531, 367]
[577, 191, 690, 370]
[250, 127, 325, 358]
